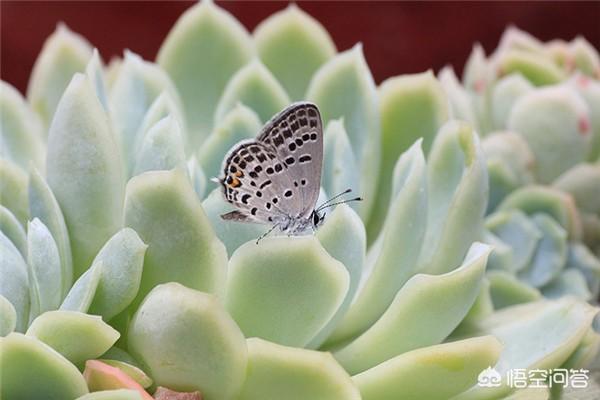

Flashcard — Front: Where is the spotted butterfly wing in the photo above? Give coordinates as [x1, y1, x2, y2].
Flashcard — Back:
[217, 102, 323, 226]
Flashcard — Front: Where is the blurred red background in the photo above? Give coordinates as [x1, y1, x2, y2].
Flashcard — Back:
[2, 1, 599, 95]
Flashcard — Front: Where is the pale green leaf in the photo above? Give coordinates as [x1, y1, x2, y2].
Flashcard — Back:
[128, 283, 247, 400]
[214, 60, 290, 124]
[26, 218, 62, 323]
[226, 236, 349, 347]
[124, 169, 227, 305]
[254, 4, 336, 100]
[0, 81, 45, 171]
[334, 243, 491, 374]
[354, 336, 502, 400]
[26, 310, 120, 366]
[236, 337, 360, 400]
[28, 167, 73, 297]
[46, 73, 124, 278]
[27, 23, 93, 129]
[0, 332, 89, 399]
[157, 0, 254, 146]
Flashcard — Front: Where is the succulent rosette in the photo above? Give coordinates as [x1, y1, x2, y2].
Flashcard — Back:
[1, 2, 599, 399]
[434, 27, 600, 309]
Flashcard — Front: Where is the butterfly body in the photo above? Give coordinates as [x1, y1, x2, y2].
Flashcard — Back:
[216, 102, 325, 236]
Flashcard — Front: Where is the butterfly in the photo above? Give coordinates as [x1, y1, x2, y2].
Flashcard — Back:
[214, 102, 361, 241]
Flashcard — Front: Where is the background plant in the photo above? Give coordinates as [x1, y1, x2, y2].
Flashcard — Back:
[1, 1, 599, 399]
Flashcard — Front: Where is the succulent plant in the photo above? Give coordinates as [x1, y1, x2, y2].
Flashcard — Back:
[432, 27, 600, 309]
[1, 2, 599, 399]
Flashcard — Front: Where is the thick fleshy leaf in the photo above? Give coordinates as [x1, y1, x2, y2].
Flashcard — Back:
[98, 360, 153, 389]
[461, 278, 494, 325]
[487, 270, 542, 309]
[128, 283, 247, 400]
[46, 73, 124, 278]
[542, 268, 592, 300]
[85, 49, 108, 110]
[495, 27, 546, 56]
[237, 337, 360, 400]
[157, 0, 254, 146]
[0, 231, 29, 332]
[254, 4, 336, 101]
[26, 23, 93, 129]
[26, 310, 119, 366]
[83, 360, 153, 400]
[60, 261, 102, 313]
[418, 120, 488, 275]
[486, 210, 541, 272]
[26, 218, 62, 323]
[562, 328, 600, 369]
[29, 167, 73, 297]
[452, 298, 597, 399]
[490, 74, 533, 130]
[481, 132, 535, 212]
[546, 39, 571, 70]
[0, 294, 17, 336]
[497, 185, 581, 240]
[334, 243, 491, 375]
[134, 92, 186, 155]
[187, 155, 207, 200]
[197, 103, 261, 183]
[100, 346, 141, 367]
[201, 189, 264, 256]
[226, 236, 349, 347]
[328, 140, 427, 346]
[567, 73, 600, 160]
[517, 214, 567, 288]
[571, 36, 600, 77]
[462, 43, 492, 93]
[566, 243, 600, 297]
[309, 204, 366, 348]
[133, 115, 187, 176]
[0, 332, 89, 399]
[0, 158, 28, 225]
[110, 51, 185, 174]
[76, 390, 143, 400]
[124, 169, 227, 305]
[482, 230, 513, 272]
[499, 387, 550, 400]
[214, 60, 290, 124]
[320, 119, 360, 208]
[495, 50, 565, 86]
[0, 81, 45, 170]
[439, 66, 478, 129]
[0, 205, 26, 256]
[508, 86, 591, 183]
[306, 44, 380, 221]
[354, 336, 502, 400]
[553, 163, 600, 214]
[87, 228, 147, 320]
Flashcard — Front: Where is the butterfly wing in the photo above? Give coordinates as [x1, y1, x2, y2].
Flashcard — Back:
[218, 139, 297, 224]
[217, 102, 323, 225]
[257, 102, 323, 218]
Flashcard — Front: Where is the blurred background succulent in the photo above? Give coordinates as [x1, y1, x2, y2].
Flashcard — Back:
[433, 27, 600, 309]
[1, 1, 599, 399]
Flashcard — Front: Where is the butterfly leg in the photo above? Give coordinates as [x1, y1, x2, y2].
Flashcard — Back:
[256, 225, 278, 244]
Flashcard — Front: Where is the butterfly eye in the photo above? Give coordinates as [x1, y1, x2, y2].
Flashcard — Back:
[313, 212, 320, 226]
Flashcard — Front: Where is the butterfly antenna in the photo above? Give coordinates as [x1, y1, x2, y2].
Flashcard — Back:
[316, 196, 363, 212]
[316, 188, 352, 210]
[256, 225, 278, 245]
